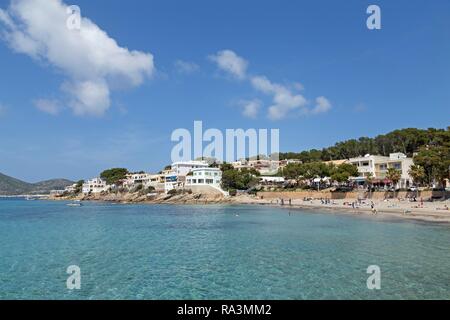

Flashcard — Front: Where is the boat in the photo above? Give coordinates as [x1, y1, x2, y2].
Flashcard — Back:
[66, 203, 82, 207]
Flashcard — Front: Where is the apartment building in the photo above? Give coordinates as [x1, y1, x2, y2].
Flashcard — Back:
[82, 178, 109, 194]
[185, 167, 222, 187]
[349, 153, 414, 188]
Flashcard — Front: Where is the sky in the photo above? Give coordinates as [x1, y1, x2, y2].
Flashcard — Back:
[0, 0, 449, 182]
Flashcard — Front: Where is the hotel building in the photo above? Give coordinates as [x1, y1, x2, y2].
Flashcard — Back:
[349, 153, 414, 188]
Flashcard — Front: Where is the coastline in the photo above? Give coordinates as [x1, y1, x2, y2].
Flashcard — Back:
[46, 191, 450, 224]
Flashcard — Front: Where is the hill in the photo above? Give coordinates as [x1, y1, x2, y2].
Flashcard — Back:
[0, 172, 73, 195]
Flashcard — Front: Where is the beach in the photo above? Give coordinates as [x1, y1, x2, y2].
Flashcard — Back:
[234, 196, 450, 223]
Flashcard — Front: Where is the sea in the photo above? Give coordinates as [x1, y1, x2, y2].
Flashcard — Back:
[0, 198, 449, 299]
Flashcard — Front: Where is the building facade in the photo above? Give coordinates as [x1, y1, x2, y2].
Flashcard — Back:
[186, 168, 222, 187]
[349, 153, 414, 188]
[170, 161, 209, 176]
[82, 178, 109, 194]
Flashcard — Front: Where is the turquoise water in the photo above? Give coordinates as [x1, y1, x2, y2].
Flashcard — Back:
[0, 199, 449, 300]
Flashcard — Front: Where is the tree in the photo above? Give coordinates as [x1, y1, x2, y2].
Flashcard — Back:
[100, 168, 128, 185]
[74, 180, 84, 194]
[414, 145, 450, 188]
[220, 163, 234, 172]
[282, 162, 334, 190]
[330, 163, 359, 184]
[281, 163, 305, 186]
[220, 166, 260, 191]
[305, 162, 333, 190]
[365, 172, 374, 198]
[408, 165, 426, 186]
[280, 127, 448, 162]
[386, 168, 402, 193]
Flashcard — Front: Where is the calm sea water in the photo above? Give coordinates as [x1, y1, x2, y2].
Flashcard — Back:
[0, 198, 449, 300]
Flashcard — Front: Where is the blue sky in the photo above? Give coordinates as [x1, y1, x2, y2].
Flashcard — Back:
[0, 0, 449, 182]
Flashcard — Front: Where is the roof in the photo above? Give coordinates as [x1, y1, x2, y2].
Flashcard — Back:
[171, 161, 208, 166]
[191, 167, 221, 172]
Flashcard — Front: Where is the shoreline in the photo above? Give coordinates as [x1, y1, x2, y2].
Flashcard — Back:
[45, 191, 450, 224]
[257, 202, 450, 224]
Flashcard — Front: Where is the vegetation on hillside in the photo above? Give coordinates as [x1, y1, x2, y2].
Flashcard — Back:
[100, 168, 129, 185]
[220, 163, 260, 191]
[278, 127, 449, 162]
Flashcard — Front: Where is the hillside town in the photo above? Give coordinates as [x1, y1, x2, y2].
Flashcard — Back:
[56, 151, 447, 200]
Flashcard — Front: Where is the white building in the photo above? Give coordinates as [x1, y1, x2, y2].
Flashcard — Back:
[170, 160, 209, 176]
[231, 159, 250, 170]
[82, 178, 109, 194]
[64, 183, 78, 193]
[186, 168, 222, 187]
[232, 159, 281, 175]
[164, 173, 183, 192]
[161, 160, 210, 193]
[349, 153, 414, 188]
[259, 176, 285, 184]
[145, 174, 165, 187]
[122, 173, 154, 189]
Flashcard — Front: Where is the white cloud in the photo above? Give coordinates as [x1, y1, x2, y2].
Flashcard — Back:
[174, 59, 199, 74]
[238, 99, 261, 119]
[251, 75, 308, 120]
[0, 0, 154, 116]
[209, 50, 332, 120]
[209, 50, 248, 79]
[62, 80, 110, 116]
[34, 98, 61, 115]
[311, 96, 332, 114]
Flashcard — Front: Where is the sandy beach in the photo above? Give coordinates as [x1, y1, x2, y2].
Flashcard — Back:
[232, 195, 450, 223]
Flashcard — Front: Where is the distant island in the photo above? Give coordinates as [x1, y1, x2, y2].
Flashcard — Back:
[0, 172, 73, 196]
